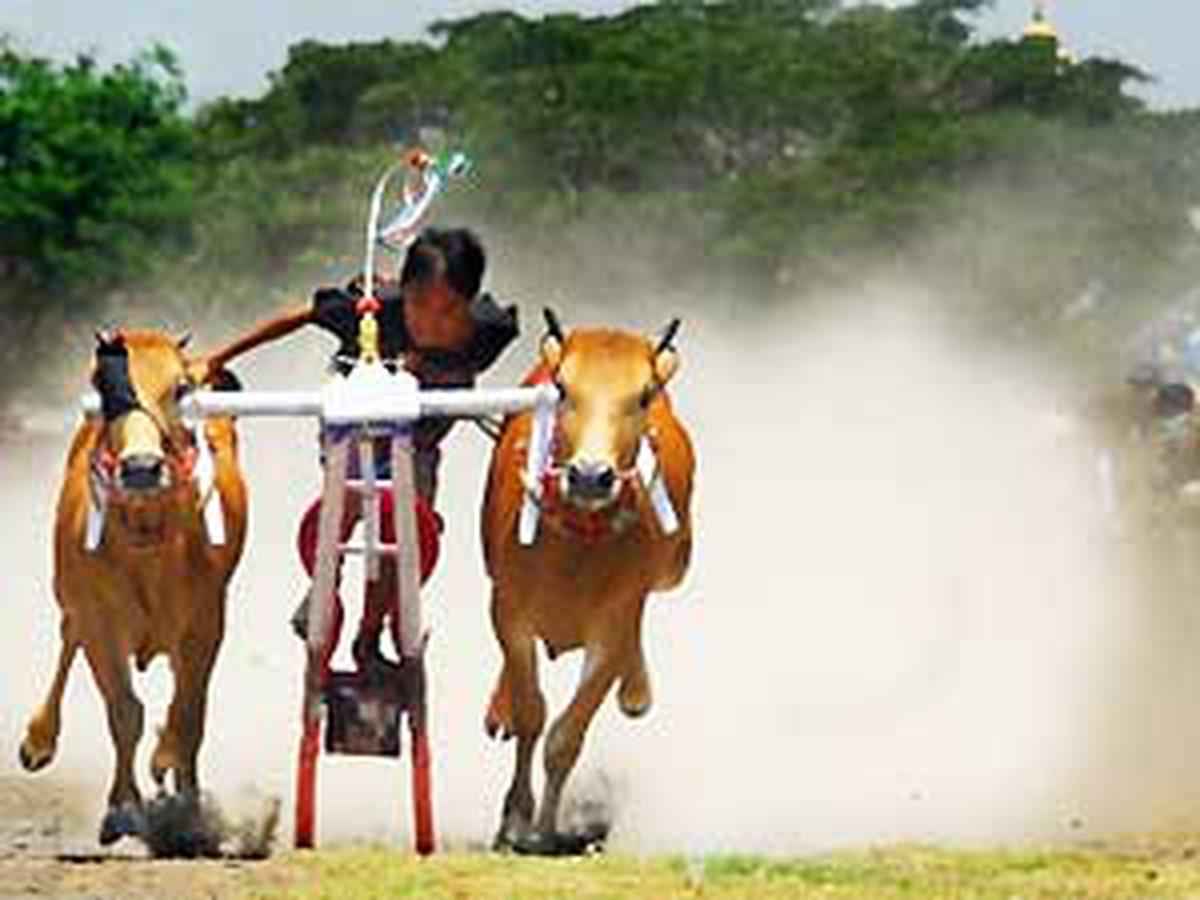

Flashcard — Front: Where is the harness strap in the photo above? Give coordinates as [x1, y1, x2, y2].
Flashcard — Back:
[83, 426, 220, 552]
[517, 435, 674, 545]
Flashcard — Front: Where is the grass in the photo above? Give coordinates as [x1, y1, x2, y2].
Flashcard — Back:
[233, 838, 1200, 900]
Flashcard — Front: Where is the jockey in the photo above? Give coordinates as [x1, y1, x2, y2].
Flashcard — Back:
[200, 226, 519, 667]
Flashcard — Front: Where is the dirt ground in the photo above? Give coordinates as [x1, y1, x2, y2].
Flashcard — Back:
[0, 856, 295, 900]
[0, 775, 297, 900]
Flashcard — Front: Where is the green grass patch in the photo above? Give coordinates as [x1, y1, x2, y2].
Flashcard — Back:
[235, 840, 1200, 899]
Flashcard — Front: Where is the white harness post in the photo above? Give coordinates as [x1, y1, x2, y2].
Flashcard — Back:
[517, 391, 681, 546]
[81, 413, 227, 551]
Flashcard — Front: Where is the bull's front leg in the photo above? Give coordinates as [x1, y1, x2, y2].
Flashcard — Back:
[19, 613, 79, 772]
[81, 635, 146, 845]
[521, 641, 621, 855]
[491, 598, 545, 850]
[153, 602, 225, 798]
[616, 610, 652, 719]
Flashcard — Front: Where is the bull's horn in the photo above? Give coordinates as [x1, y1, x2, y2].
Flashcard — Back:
[656, 318, 682, 354]
[175, 331, 193, 350]
[94, 329, 125, 352]
[543, 308, 566, 342]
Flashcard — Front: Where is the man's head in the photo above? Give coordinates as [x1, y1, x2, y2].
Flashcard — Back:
[400, 227, 485, 352]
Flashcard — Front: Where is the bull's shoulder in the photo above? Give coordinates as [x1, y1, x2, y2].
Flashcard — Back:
[54, 421, 100, 552]
[64, 419, 100, 460]
[647, 391, 695, 510]
[60, 421, 100, 489]
[203, 415, 238, 452]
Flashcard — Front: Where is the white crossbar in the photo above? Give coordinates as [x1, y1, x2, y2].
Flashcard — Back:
[81, 384, 555, 422]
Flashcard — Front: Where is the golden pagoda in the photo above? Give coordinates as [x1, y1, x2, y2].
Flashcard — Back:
[1022, 0, 1059, 45]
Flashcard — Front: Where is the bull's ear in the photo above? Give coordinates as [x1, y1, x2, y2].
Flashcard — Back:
[541, 307, 565, 370]
[652, 318, 681, 385]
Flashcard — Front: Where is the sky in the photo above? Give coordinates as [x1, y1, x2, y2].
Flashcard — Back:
[2, 1, 1197, 110]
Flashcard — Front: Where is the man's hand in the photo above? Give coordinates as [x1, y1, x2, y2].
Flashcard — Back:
[185, 356, 215, 387]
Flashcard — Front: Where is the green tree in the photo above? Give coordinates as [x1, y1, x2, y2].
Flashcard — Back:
[0, 44, 194, 411]
[0, 44, 194, 294]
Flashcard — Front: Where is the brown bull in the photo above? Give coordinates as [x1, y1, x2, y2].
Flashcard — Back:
[18, 330, 247, 847]
[482, 311, 695, 854]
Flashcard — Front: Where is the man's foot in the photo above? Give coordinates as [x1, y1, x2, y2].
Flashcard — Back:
[352, 634, 386, 674]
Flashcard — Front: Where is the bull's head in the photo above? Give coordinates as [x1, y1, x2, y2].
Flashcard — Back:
[92, 329, 196, 497]
[541, 308, 680, 511]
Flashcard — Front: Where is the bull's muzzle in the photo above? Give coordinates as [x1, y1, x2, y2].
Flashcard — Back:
[565, 460, 619, 508]
[118, 453, 168, 493]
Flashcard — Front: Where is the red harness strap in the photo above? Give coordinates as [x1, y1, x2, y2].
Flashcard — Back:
[537, 471, 639, 544]
[88, 439, 201, 505]
[518, 367, 644, 544]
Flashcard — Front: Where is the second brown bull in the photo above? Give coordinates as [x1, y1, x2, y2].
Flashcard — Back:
[481, 311, 695, 854]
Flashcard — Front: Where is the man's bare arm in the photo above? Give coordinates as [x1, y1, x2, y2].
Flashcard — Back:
[193, 304, 313, 381]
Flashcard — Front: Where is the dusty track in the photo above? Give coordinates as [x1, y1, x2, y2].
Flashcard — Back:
[5, 309, 1200, 892]
[0, 775, 300, 898]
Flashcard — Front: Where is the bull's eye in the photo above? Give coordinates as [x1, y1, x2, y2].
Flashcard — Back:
[639, 384, 657, 410]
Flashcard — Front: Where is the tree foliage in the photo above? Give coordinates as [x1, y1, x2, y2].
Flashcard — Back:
[0, 44, 195, 410]
[0, 44, 193, 295]
[2, 1, 1198, 414]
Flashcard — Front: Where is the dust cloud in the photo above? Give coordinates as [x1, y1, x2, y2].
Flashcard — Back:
[3, 284, 1200, 858]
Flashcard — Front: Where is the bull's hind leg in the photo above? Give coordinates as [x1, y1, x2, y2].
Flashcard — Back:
[616, 614, 652, 719]
[82, 635, 147, 845]
[485, 664, 513, 739]
[20, 614, 79, 772]
[523, 642, 621, 855]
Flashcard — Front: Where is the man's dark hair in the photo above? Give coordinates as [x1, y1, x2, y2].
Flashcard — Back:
[400, 227, 485, 300]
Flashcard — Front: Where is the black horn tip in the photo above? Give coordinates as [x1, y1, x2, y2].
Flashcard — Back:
[175, 331, 193, 350]
[657, 318, 682, 353]
[543, 307, 565, 341]
[94, 328, 125, 352]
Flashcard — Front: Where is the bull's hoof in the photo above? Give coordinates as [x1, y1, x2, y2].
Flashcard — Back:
[18, 738, 52, 773]
[617, 667, 652, 719]
[351, 637, 387, 680]
[492, 820, 527, 853]
[484, 700, 514, 741]
[99, 801, 146, 846]
[511, 825, 608, 857]
[142, 792, 221, 859]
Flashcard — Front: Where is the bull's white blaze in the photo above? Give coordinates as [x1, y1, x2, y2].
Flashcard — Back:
[571, 416, 619, 474]
[118, 412, 164, 466]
